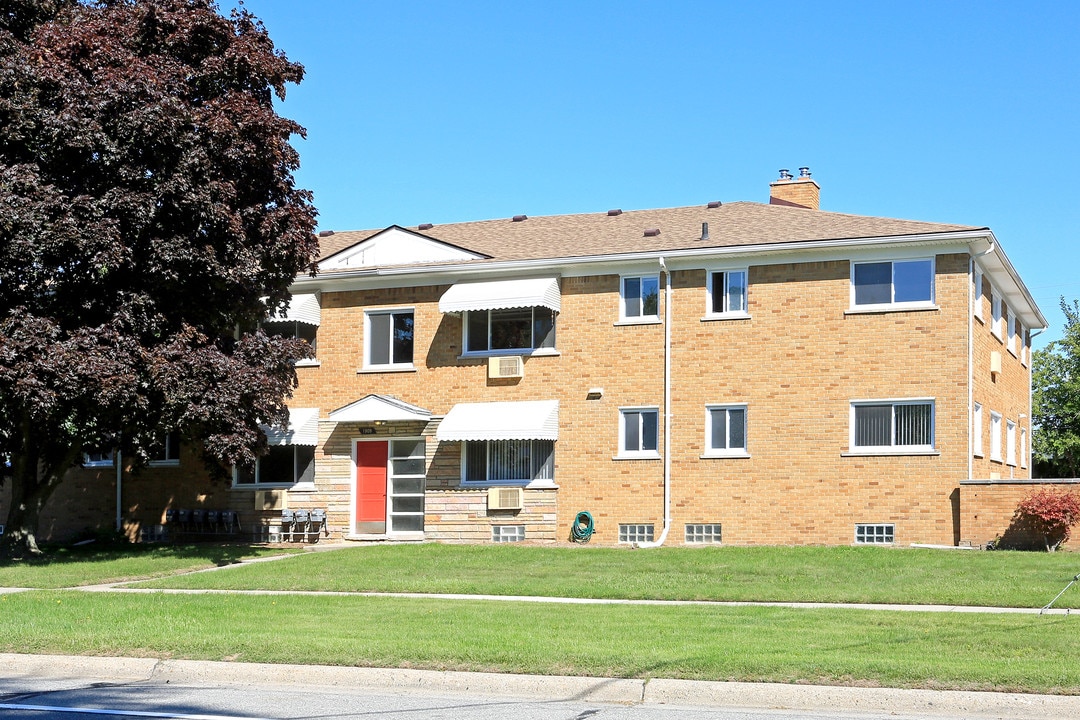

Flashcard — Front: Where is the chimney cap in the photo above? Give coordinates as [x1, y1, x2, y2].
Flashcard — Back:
[777, 168, 794, 181]
[799, 167, 812, 178]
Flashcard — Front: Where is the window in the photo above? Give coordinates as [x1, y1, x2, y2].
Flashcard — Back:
[990, 412, 1002, 462]
[1020, 323, 1028, 366]
[464, 440, 553, 484]
[619, 523, 654, 544]
[1006, 420, 1017, 466]
[852, 259, 934, 309]
[264, 320, 317, 357]
[851, 400, 934, 452]
[855, 524, 894, 544]
[465, 307, 555, 354]
[685, 523, 722, 544]
[365, 309, 414, 368]
[991, 290, 1003, 339]
[1008, 313, 1017, 355]
[149, 432, 180, 466]
[619, 408, 659, 457]
[707, 269, 748, 317]
[1021, 428, 1028, 469]
[83, 448, 115, 467]
[973, 403, 983, 457]
[236, 445, 315, 486]
[621, 275, 660, 321]
[973, 264, 984, 320]
[705, 405, 747, 455]
[492, 525, 525, 543]
[389, 438, 426, 532]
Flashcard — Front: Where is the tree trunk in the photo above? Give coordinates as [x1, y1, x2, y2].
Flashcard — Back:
[0, 430, 73, 558]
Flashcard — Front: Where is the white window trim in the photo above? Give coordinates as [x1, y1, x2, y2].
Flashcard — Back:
[1021, 428, 1028, 469]
[1020, 324, 1029, 367]
[703, 404, 750, 458]
[148, 432, 181, 468]
[849, 258, 937, 313]
[1007, 315, 1018, 356]
[460, 306, 557, 357]
[972, 402, 983, 458]
[363, 307, 416, 371]
[619, 274, 661, 323]
[991, 290, 1003, 340]
[704, 267, 750, 320]
[83, 451, 115, 468]
[232, 446, 315, 489]
[989, 411, 1003, 463]
[1006, 419, 1017, 467]
[847, 398, 935, 455]
[973, 263, 984, 322]
[617, 406, 661, 459]
[459, 439, 557, 489]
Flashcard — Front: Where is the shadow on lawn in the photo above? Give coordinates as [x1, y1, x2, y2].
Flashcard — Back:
[1, 542, 261, 568]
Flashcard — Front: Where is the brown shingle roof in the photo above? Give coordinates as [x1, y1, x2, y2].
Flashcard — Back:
[317, 201, 981, 269]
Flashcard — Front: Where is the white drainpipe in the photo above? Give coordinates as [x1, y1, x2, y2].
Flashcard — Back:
[640, 256, 672, 548]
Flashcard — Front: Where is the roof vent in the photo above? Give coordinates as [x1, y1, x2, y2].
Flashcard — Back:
[643, 228, 661, 237]
[707, 201, 721, 209]
[799, 166, 812, 178]
[700, 222, 709, 241]
[318, 230, 335, 237]
[418, 223, 434, 231]
[778, 168, 794, 181]
[607, 209, 622, 216]
[512, 214, 528, 222]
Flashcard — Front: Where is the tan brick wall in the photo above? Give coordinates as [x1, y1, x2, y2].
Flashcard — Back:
[960, 480, 1080, 550]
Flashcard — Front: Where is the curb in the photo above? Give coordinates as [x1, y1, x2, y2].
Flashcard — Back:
[5, 654, 1080, 719]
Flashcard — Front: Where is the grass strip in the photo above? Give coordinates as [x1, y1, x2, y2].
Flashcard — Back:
[0, 545, 298, 589]
[2, 590, 1078, 694]
[135, 544, 1080, 609]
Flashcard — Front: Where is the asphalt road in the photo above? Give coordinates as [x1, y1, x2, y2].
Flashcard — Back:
[3, 655, 1080, 720]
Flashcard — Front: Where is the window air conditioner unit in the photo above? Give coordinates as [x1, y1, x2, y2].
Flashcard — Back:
[488, 487, 524, 511]
[488, 355, 524, 379]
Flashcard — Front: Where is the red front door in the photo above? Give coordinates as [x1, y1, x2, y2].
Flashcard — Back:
[356, 441, 388, 534]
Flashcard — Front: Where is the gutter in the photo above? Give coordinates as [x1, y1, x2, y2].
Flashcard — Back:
[639, 256, 672, 548]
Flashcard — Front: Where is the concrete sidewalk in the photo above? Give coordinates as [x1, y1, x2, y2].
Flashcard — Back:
[5, 653, 1080, 720]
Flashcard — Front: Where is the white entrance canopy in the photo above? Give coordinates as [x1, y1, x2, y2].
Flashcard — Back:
[264, 407, 319, 446]
[269, 293, 321, 326]
[328, 394, 432, 423]
[436, 400, 559, 442]
[438, 277, 561, 314]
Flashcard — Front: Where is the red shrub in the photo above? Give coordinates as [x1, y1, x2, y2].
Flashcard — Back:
[1014, 489, 1080, 551]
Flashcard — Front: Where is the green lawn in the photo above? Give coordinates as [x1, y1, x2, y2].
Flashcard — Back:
[0, 544, 298, 588]
[1, 590, 1077, 694]
[135, 543, 1080, 609]
[4, 542, 1080, 693]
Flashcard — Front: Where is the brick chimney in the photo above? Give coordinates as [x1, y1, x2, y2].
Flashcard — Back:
[769, 167, 820, 210]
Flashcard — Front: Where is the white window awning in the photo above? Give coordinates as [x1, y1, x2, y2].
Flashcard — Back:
[436, 400, 559, 442]
[264, 407, 319, 446]
[439, 277, 560, 314]
[327, 394, 432, 423]
[269, 293, 321, 326]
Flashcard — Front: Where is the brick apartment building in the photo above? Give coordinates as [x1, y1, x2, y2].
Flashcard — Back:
[18, 170, 1057, 548]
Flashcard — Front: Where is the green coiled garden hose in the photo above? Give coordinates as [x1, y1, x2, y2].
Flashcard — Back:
[570, 511, 594, 543]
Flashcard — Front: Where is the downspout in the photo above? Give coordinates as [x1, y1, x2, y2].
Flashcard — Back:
[640, 256, 672, 547]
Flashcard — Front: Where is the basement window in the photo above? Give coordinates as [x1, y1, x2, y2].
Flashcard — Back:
[855, 524, 895, 544]
[619, 523, 654, 544]
[492, 525, 525, 543]
[685, 524, 722, 544]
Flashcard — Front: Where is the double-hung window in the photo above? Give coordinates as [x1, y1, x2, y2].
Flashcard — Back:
[620, 408, 659, 457]
[464, 440, 553, 485]
[236, 445, 315, 486]
[850, 400, 934, 452]
[149, 431, 181, 467]
[973, 263, 984, 321]
[706, 269, 748, 318]
[991, 291, 1003, 340]
[1006, 420, 1017, 466]
[990, 412, 1003, 462]
[621, 275, 660, 322]
[465, 307, 555, 354]
[973, 403, 983, 457]
[365, 309, 414, 369]
[851, 259, 934, 310]
[705, 405, 747, 456]
[1021, 428, 1028, 469]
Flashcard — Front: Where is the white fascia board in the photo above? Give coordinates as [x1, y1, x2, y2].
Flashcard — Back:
[975, 232, 1047, 329]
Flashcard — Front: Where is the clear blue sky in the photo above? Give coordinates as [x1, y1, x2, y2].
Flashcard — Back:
[241, 0, 1079, 347]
